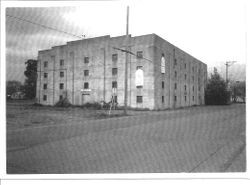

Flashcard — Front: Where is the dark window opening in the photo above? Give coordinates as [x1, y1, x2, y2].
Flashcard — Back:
[84, 82, 89, 89]
[136, 96, 143, 103]
[193, 86, 194, 92]
[60, 59, 64, 66]
[184, 63, 187, 69]
[185, 74, 187, 80]
[59, 83, 64, 90]
[184, 85, 187, 91]
[136, 51, 143, 59]
[136, 66, 143, 70]
[175, 71, 177, 78]
[162, 96, 164, 103]
[112, 68, 118, 75]
[60, 95, 63, 100]
[84, 57, 89, 64]
[193, 96, 195, 101]
[174, 83, 177, 90]
[162, 81, 164, 89]
[60, 71, 64, 77]
[174, 96, 177, 101]
[185, 96, 187, 101]
[84, 70, 89, 76]
[44, 73, 48, 78]
[43, 95, 47, 101]
[113, 95, 118, 103]
[112, 81, 117, 88]
[43, 84, 47, 90]
[174, 59, 177, 66]
[44, 61, 48, 68]
[112, 54, 118, 62]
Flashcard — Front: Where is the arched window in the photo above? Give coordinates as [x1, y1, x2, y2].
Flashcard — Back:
[135, 68, 144, 87]
[161, 54, 166, 74]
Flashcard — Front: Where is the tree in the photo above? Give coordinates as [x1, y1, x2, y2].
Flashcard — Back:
[24, 59, 38, 99]
[6, 80, 23, 95]
[205, 69, 231, 105]
[231, 81, 246, 103]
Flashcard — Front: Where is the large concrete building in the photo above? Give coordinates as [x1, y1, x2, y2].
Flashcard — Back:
[36, 34, 207, 110]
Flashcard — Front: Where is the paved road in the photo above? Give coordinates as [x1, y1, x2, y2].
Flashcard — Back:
[7, 104, 246, 173]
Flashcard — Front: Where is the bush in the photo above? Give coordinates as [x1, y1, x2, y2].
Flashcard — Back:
[82, 102, 102, 109]
[205, 70, 231, 105]
[54, 98, 72, 107]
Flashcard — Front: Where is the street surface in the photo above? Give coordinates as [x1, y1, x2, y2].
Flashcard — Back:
[7, 104, 246, 173]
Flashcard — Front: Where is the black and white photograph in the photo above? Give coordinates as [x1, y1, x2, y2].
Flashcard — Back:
[1, 0, 248, 178]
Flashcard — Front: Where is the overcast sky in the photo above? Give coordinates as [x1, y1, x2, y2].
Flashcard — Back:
[4, 0, 248, 82]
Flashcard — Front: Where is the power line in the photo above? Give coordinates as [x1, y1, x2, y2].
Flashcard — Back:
[6, 14, 83, 39]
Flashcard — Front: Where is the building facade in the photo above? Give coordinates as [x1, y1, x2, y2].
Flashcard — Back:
[36, 34, 207, 110]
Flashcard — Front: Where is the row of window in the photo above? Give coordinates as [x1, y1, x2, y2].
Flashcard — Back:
[161, 95, 196, 103]
[42, 94, 197, 104]
[43, 51, 144, 68]
[161, 81, 200, 92]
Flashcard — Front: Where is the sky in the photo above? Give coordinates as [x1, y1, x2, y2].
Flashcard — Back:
[3, 0, 248, 82]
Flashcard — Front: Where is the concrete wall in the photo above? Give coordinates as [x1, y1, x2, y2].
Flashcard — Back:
[152, 34, 207, 109]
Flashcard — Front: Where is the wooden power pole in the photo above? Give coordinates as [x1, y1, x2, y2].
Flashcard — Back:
[124, 6, 129, 115]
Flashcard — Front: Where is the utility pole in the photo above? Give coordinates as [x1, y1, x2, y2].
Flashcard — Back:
[225, 61, 236, 84]
[124, 6, 129, 115]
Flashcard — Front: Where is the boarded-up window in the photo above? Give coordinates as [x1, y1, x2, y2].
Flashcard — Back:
[135, 68, 144, 87]
[161, 55, 166, 74]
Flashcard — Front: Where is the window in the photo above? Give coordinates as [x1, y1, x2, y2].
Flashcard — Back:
[43, 84, 47, 90]
[192, 76, 194, 82]
[162, 81, 164, 89]
[174, 59, 177, 66]
[184, 63, 187, 69]
[84, 82, 89, 89]
[60, 59, 64, 66]
[112, 68, 118, 76]
[185, 96, 187, 102]
[60, 71, 64, 77]
[44, 61, 48, 68]
[112, 54, 118, 62]
[174, 96, 177, 101]
[192, 66, 194, 72]
[43, 95, 47, 101]
[136, 51, 143, 59]
[185, 74, 187, 80]
[44, 73, 48, 78]
[84, 57, 89, 64]
[175, 71, 177, 78]
[193, 86, 194, 92]
[193, 96, 195, 101]
[112, 81, 117, 88]
[59, 83, 64, 90]
[84, 70, 89, 76]
[161, 54, 166, 74]
[174, 83, 177, 90]
[136, 66, 143, 70]
[184, 85, 187, 91]
[60, 95, 63, 100]
[114, 95, 118, 103]
[198, 86, 201, 91]
[162, 96, 165, 103]
[136, 96, 143, 103]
